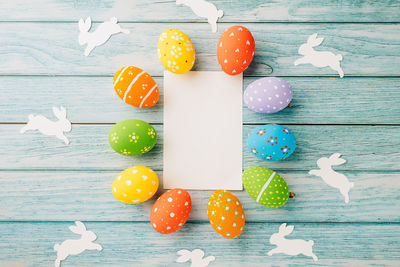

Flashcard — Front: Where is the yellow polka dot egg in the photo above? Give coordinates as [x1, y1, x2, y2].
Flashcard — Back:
[112, 166, 159, 204]
[157, 28, 195, 74]
[242, 166, 290, 208]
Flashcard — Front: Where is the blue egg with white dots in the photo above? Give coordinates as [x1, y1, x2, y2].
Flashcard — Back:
[247, 124, 296, 161]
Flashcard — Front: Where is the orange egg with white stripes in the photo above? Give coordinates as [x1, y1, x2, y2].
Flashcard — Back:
[113, 66, 159, 108]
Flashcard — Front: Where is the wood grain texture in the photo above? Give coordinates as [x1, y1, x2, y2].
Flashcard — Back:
[1, 124, 399, 171]
[1, 0, 400, 22]
[1, 222, 400, 266]
[1, 171, 399, 222]
[0, 23, 399, 76]
[1, 76, 399, 124]
[1, 0, 399, 265]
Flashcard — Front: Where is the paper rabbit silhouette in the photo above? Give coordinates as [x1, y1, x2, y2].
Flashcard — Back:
[176, 0, 223, 32]
[54, 221, 102, 267]
[20, 106, 71, 144]
[268, 223, 318, 262]
[78, 17, 130, 56]
[176, 249, 215, 267]
[309, 153, 354, 203]
[294, 33, 344, 78]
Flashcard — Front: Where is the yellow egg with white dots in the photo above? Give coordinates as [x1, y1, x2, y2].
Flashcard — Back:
[157, 28, 195, 74]
[112, 166, 159, 204]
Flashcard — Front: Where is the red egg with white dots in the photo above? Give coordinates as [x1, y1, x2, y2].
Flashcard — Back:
[217, 25, 255, 75]
[150, 188, 192, 234]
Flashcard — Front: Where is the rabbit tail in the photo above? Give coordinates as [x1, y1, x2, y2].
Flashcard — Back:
[217, 10, 224, 18]
[336, 54, 343, 61]
[54, 243, 60, 251]
[309, 240, 314, 246]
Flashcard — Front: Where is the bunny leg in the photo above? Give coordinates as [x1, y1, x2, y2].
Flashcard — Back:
[55, 259, 61, 267]
[267, 248, 281, 256]
[84, 45, 95, 56]
[56, 133, 70, 144]
[337, 68, 344, 78]
[208, 18, 218, 33]
[87, 243, 102, 251]
[20, 123, 35, 133]
[311, 253, 318, 261]
[294, 57, 308, 66]
[331, 63, 344, 78]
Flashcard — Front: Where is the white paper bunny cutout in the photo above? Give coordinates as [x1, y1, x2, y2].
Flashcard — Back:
[309, 153, 354, 203]
[20, 106, 71, 144]
[176, 249, 215, 267]
[78, 17, 130, 56]
[294, 33, 344, 78]
[54, 221, 102, 267]
[176, 0, 223, 33]
[268, 223, 318, 262]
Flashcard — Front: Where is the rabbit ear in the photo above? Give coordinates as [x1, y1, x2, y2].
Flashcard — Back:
[176, 250, 191, 262]
[278, 223, 287, 233]
[330, 153, 341, 159]
[329, 153, 346, 165]
[69, 221, 85, 234]
[52, 107, 60, 117]
[192, 249, 205, 258]
[284, 225, 294, 235]
[78, 17, 91, 32]
[59, 106, 67, 119]
[307, 33, 324, 47]
[78, 18, 85, 31]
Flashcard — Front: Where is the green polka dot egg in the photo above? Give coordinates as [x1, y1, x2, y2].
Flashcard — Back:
[109, 119, 157, 156]
[242, 166, 290, 208]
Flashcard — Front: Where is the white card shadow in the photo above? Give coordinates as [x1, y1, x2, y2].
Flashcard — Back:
[176, 249, 215, 267]
[176, 0, 223, 33]
[20, 106, 71, 144]
[78, 17, 130, 56]
[268, 223, 318, 262]
[54, 221, 102, 267]
[309, 153, 354, 204]
[294, 33, 344, 78]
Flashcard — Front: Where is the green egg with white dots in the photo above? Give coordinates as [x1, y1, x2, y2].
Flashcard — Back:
[242, 166, 290, 208]
[109, 119, 157, 156]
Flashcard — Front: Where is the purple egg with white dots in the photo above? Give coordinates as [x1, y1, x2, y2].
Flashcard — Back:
[244, 77, 293, 114]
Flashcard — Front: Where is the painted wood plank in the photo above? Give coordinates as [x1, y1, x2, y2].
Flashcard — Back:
[1, 0, 400, 22]
[0, 171, 399, 222]
[1, 124, 398, 171]
[1, 76, 400, 124]
[1, 222, 399, 266]
[1, 23, 399, 76]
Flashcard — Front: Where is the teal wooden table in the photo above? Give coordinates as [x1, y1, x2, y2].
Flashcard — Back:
[1, 0, 400, 266]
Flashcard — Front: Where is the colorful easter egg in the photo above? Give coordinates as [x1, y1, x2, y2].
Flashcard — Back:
[207, 190, 245, 239]
[112, 166, 159, 204]
[247, 124, 296, 161]
[158, 29, 195, 74]
[109, 119, 157, 156]
[217, 25, 255, 75]
[113, 66, 159, 108]
[242, 166, 290, 208]
[150, 188, 192, 234]
[244, 77, 293, 114]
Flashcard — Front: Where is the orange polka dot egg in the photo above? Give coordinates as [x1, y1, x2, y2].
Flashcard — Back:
[150, 188, 192, 234]
[112, 166, 159, 204]
[217, 25, 255, 75]
[113, 66, 159, 108]
[207, 190, 245, 239]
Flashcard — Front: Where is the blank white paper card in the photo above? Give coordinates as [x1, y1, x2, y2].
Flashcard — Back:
[163, 71, 243, 190]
